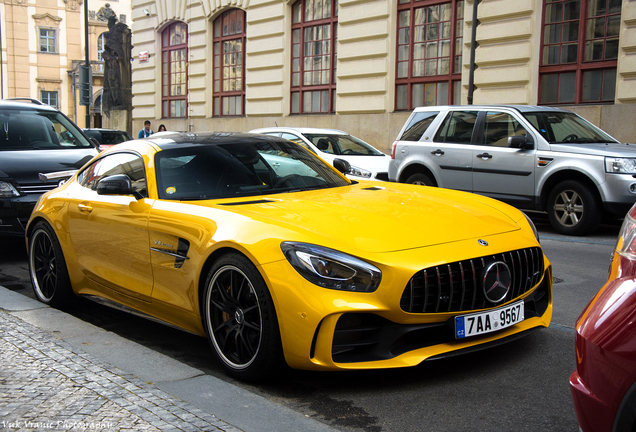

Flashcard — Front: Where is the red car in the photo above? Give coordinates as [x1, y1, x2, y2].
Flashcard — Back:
[570, 204, 636, 432]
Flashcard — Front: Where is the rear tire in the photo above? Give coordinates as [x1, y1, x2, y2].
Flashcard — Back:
[547, 180, 602, 236]
[28, 221, 74, 307]
[405, 173, 434, 186]
[202, 253, 284, 381]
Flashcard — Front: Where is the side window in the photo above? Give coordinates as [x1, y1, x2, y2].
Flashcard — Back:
[400, 111, 440, 141]
[434, 111, 478, 144]
[281, 133, 313, 152]
[482, 112, 528, 147]
[78, 153, 147, 197]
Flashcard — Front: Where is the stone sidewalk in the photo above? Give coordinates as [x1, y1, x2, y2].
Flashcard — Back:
[0, 309, 242, 432]
[0, 285, 336, 432]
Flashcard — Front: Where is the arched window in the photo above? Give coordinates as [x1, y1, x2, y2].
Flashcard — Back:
[395, 0, 464, 110]
[539, 0, 620, 104]
[290, 0, 338, 114]
[162, 22, 188, 118]
[97, 33, 107, 73]
[97, 33, 106, 62]
[213, 9, 246, 117]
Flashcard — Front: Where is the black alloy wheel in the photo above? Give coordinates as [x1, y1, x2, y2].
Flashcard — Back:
[202, 253, 283, 380]
[28, 221, 74, 306]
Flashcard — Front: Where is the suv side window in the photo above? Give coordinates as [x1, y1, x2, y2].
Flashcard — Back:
[482, 112, 528, 147]
[78, 153, 147, 197]
[280, 133, 313, 152]
[400, 111, 439, 142]
[434, 111, 478, 144]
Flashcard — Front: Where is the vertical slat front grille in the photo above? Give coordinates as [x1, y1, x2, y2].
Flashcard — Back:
[400, 247, 544, 314]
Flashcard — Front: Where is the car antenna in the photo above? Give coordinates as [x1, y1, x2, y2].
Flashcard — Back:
[275, 121, 278, 127]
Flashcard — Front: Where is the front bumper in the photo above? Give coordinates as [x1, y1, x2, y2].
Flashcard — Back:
[261, 240, 553, 371]
[0, 194, 41, 236]
[570, 370, 615, 432]
[601, 174, 636, 216]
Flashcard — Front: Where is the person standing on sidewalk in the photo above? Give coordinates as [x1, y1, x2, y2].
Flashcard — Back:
[138, 120, 154, 138]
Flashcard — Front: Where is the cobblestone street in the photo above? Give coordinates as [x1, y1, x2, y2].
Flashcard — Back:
[0, 310, 242, 432]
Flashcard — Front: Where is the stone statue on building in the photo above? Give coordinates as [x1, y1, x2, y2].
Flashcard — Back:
[96, 3, 116, 22]
[102, 14, 133, 132]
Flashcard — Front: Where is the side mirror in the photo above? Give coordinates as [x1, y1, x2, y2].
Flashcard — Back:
[333, 158, 351, 174]
[508, 135, 534, 150]
[97, 174, 142, 199]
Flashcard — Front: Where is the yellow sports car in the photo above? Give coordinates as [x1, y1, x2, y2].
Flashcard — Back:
[27, 132, 552, 380]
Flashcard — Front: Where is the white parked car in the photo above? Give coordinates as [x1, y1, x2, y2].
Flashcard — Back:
[250, 127, 390, 181]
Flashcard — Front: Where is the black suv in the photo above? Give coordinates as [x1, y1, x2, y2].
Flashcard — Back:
[0, 99, 98, 236]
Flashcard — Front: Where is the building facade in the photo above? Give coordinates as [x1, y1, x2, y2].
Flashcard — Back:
[1, 0, 131, 128]
[131, 0, 636, 152]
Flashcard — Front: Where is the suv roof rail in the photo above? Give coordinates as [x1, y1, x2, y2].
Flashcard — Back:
[5, 98, 45, 105]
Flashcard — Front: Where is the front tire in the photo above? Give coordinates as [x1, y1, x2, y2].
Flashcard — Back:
[28, 221, 74, 307]
[202, 253, 284, 380]
[547, 180, 602, 236]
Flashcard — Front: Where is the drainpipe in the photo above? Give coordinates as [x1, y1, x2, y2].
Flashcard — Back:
[467, 0, 479, 105]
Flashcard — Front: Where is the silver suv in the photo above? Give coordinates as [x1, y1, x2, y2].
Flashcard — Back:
[389, 105, 636, 235]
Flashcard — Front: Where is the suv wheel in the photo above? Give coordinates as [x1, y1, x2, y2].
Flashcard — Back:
[547, 180, 602, 236]
[406, 173, 434, 186]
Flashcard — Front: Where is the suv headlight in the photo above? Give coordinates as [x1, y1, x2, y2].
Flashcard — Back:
[0, 181, 20, 197]
[348, 165, 372, 178]
[616, 211, 636, 259]
[281, 242, 381, 292]
[605, 157, 636, 174]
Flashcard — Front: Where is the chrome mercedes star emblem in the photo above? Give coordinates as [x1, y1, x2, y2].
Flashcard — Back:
[482, 261, 512, 303]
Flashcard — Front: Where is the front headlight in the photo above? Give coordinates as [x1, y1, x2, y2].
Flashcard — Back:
[605, 157, 636, 174]
[616, 211, 636, 259]
[348, 165, 372, 178]
[523, 212, 540, 243]
[0, 181, 20, 197]
[281, 242, 381, 292]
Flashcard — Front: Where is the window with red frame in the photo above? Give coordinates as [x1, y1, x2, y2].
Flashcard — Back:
[162, 22, 188, 118]
[396, 0, 464, 111]
[291, 0, 338, 114]
[539, 0, 621, 105]
[213, 9, 246, 117]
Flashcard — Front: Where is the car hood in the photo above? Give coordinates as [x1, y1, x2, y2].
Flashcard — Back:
[0, 149, 97, 185]
[213, 183, 522, 253]
[550, 143, 636, 157]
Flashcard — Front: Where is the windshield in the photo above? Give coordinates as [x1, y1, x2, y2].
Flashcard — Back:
[0, 109, 93, 150]
[522, 112, 618, 144]
[155, 140, 350, 200]
[303, 133, 384, 156]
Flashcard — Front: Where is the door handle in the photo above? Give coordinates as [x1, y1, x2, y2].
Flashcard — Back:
[78, 203, 93, 213]
[476, 153, 493, 160]
[431, 149, 445, 156]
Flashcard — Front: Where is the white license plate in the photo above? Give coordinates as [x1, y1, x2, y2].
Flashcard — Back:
[455, 300, 524, 339]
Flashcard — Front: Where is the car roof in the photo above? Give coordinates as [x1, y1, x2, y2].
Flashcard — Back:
[250, 127, 348, 135]
[0, 99, 58, 112]
[412, 105, 571, 114]
[138, 131, 285, 151]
